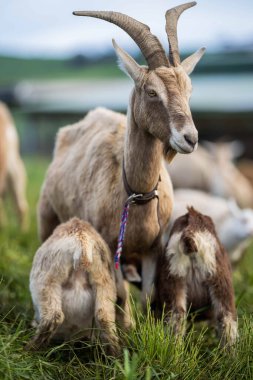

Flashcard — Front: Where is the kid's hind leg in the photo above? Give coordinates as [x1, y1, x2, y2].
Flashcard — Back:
[94, 281, 120, 357]
[212, 304, 238, 348]
[115, 268, 134, 331]
[162, 275, 187, 336]
[37, 187, 60, 242]
[209, 275, 238, 347]
[27, 311, 64, 350]
[7, 158, 29, 231]
[26, 283, 64, 350]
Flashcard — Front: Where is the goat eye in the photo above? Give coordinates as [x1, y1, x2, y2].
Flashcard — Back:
[147, 90, 157, 97]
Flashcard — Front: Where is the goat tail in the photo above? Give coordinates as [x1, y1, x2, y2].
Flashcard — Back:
[180, 229, 198, 255]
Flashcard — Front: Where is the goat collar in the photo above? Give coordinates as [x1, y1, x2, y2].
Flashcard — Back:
[115, 162, 161, 269]
[122, 161, 160, 205]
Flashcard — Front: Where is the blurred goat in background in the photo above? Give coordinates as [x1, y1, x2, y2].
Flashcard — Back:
[237, 158, 253, 190]
[0, 102, 28, 230]
[167, 141, 253, 208]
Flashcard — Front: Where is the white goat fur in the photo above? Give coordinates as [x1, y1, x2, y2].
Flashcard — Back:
[29, 218, 120, 356]
[164, 189, 253, 266]
[167, 143, 253, 208]
[0, 102, 28, 229]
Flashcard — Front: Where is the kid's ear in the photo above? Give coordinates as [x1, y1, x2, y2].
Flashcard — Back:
[181, 47, 206, 75]
[112, 39, 145, 83]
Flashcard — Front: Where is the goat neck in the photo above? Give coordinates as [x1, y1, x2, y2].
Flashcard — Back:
[123, 90, 163, 194]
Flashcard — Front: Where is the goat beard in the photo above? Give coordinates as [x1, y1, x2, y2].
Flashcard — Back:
[164, 148, 177, 164]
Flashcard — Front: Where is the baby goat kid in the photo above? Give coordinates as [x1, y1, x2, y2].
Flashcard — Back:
[155, 207, 238, 346]
[28, 218, 120, 356]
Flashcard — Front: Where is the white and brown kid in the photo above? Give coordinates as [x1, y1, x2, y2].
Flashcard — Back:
[155, 207, 238, 346]
[28, 218, 120, 356]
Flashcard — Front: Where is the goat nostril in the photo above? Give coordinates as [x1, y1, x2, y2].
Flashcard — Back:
[184, 134, 196, 148]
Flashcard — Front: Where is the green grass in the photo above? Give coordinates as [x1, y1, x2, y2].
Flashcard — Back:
[0, 50, 253, 86]
[0, 157, 253, 379]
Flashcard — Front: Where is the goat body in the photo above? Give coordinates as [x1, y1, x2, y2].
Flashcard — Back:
[40, 107, 173, 250]
[28, 217, 120, 356]
[39, 108, 173, 310]
[0, 102, 28, 229]
[156, 207, 238, 346]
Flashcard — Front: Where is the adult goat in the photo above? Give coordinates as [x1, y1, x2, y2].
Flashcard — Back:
[38, 2, 205, 316]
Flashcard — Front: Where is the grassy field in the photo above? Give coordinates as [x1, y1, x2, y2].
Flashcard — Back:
[0, 157, 253, 380]
[0, 56, 123, 86]
[0, 50, 253, 86]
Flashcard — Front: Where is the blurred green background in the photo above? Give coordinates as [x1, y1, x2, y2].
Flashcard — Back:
[1, 50, 253, 157]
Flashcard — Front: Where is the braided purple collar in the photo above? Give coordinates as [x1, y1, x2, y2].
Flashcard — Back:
[114, 164, 160, 269]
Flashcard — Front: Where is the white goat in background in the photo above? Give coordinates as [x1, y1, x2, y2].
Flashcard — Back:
[167, 142, 253, 208]
[0, 102, 28, 230]
[164, 189, 253, 266]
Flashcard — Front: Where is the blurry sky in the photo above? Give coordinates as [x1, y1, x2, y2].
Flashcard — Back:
[1, 0, 253, 58]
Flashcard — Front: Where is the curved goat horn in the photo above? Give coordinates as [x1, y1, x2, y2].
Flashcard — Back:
[73, 11, 169, 69]
[165, 2, 196, 66]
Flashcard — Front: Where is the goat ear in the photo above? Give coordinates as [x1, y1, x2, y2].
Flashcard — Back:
[227, 198, 241, 217]
[228, 140, 244, 160]
[181, 47, 206, 75]
[112, 39, 144, 83]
